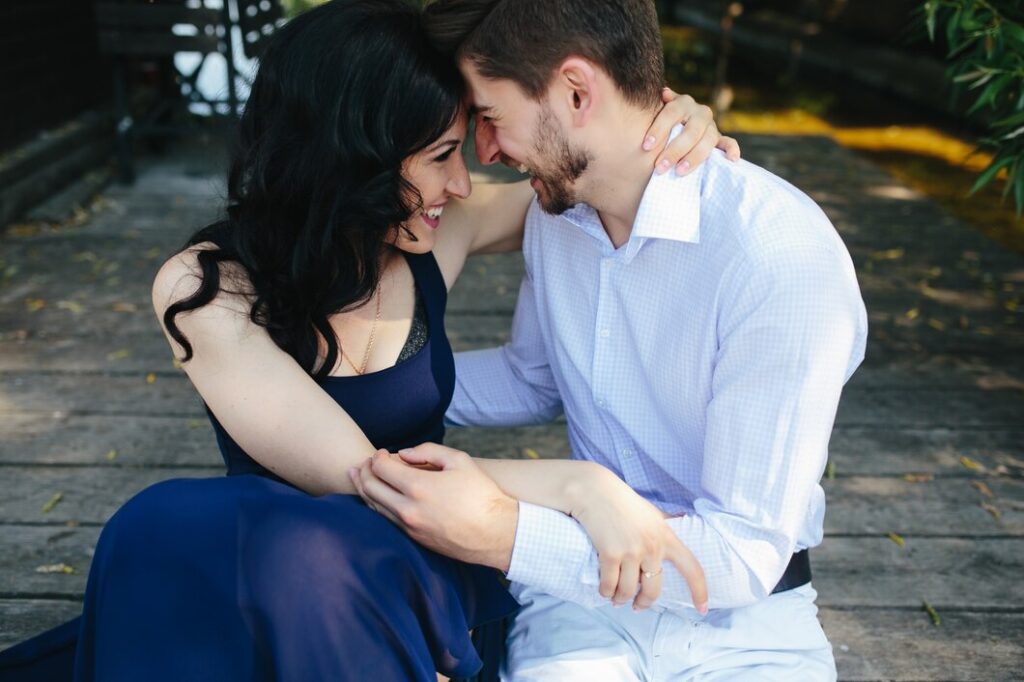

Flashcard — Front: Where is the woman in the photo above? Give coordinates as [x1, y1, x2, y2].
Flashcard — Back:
[0, 1, 736, 680]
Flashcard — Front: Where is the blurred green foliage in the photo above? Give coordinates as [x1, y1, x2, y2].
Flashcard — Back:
[924, 1, 1024, 214]
[280, 0, 327, 18]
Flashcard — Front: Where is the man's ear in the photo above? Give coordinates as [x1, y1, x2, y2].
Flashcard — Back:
[555, 57, 599, 127]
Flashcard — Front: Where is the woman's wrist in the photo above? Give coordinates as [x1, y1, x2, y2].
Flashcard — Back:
[564, 461, 612, 518]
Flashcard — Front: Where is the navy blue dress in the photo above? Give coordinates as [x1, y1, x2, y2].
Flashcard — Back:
[0, 251, 517, 681]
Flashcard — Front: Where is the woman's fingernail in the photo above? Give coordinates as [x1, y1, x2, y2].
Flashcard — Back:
[656, 159, 671, 174]
[677, 160, 691, 175]
[698, 603, 709, 615]
[643, 135, 656, 151]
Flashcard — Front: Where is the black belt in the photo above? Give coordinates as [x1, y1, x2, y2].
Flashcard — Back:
[770, 549, 811, 594]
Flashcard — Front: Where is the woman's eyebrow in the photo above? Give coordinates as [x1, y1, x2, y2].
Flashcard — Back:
[427, 138, 461, 152]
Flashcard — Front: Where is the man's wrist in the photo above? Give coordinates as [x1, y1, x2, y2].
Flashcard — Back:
[482, 495, 519, 572]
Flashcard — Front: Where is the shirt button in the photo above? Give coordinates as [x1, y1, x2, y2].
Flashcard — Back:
[596, 398, 606, 407]
[599, 328, 610, 338]
[621, 448, 633, 457]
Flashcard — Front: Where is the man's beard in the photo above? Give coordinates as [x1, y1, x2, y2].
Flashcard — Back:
[530, 104, 591, 215]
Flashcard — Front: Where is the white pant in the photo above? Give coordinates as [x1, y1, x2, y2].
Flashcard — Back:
[502, 583, 836, 681]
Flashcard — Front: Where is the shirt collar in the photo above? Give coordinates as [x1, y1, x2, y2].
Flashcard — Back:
[559, 125, 702, 247]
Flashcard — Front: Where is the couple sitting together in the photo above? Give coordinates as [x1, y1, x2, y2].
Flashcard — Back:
[0, 0, 867, 680]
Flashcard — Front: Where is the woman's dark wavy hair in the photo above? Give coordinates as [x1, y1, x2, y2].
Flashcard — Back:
[164, 0, 465, 379]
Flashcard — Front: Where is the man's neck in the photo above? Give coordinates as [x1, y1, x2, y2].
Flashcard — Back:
[579, 106, 661, 249]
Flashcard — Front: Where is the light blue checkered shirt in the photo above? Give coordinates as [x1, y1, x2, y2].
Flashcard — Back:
[448, 149, 868, 611]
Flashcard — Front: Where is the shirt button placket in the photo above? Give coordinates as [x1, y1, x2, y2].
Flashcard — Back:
[593, 258, 614, 410]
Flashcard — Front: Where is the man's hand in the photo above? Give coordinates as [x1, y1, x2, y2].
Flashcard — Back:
[642, 86, 741, 175]
[349, 445, 519, 572]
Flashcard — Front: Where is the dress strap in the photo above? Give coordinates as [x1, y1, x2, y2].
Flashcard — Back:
[403, 251, 447, 328]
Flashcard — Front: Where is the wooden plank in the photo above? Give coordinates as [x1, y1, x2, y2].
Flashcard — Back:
[0, 373, 202, 417]
[0, 526, 98, 598]
[0, 413, 221, 466]
[0, 460, 1020, 533]
[822, 476, 1023, 536]
[1, 605, 1021, 680]
[0, 467, 214, 525]
[3, 370, 1023, 428]
[814, 537, 1024, 609]
[0, 599, 83, 652]
[827, 427, 1024, 476]
[2, 409, 1021, 488]
[0, 526, 1019, 611]
[821, 607, 1024, 681]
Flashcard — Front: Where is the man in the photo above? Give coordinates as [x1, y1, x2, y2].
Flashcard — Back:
[356, 0, 867, 678]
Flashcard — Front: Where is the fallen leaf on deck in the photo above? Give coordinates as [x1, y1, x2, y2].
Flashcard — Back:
[970, 481, 994, 498]
[107, 349, 131, 361]
[8, 223, 40, 238]
[903, 473, 933, 482]
[981, 502, 1002, 520]
[146, 373, 157, 384]
[112, 302, 137, 313]
[144, 247, 162, 259]
[188, 419, 204, 429]
[35, 563, 75, 574]
[905, 308, 920, 320]
[975, 374, 1024, 391]
[921, 600, 941, 626]
[871, 248, 904, 261]
[172, 358, 183, 370]
[978, 326, 994, 335]
[825, 461, 836, 480]
[71, 251, 97, 263]
[105, 449, 118, 462]
[25, 298, 47, 312]
[57, 300, 85, 314]
[42, 492, 63, 513]
[886, 532, 905, 547]
[927, 318, 945, 331]
[523, 448, 540, 460]
[959, 456, 985, 472]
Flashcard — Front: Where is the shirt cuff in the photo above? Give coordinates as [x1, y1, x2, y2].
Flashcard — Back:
[506, 501, 595, 592]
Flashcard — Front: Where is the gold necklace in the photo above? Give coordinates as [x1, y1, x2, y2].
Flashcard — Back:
[341, 285, 382, 375]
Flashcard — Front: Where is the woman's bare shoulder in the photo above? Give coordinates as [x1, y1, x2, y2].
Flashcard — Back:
[152, 241, 252, 321]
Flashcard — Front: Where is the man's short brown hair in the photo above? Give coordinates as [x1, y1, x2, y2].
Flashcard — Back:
[424, 0, 665, 108]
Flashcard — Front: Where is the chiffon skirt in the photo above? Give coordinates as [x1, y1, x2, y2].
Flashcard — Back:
[0, 474, 517, 681]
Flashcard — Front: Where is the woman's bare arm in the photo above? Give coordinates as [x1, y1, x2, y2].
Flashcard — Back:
[152, 250, 374, 496]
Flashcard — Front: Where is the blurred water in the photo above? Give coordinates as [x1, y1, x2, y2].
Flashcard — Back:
[172, 0, 258, 116]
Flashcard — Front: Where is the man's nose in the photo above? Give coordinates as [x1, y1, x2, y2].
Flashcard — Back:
[474, 118, 501, 166]
[448, 156, 472, 199]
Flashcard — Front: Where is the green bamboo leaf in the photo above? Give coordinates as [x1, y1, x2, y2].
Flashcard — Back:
[1004, 23, 1024, 46]
[967, 74, 1011, 114]
[946, 8, 962, 51]
[1002, 157, 1020, 199]
[925, 1, 937, 42]
[993, 110, 1024, 128]
[970, 156, 1013, 195]
[1015, 166, 1024, 217]
[952, 68, 988, 84]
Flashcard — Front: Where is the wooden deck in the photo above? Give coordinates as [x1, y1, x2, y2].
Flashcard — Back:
[1, 133, 1022, 679]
